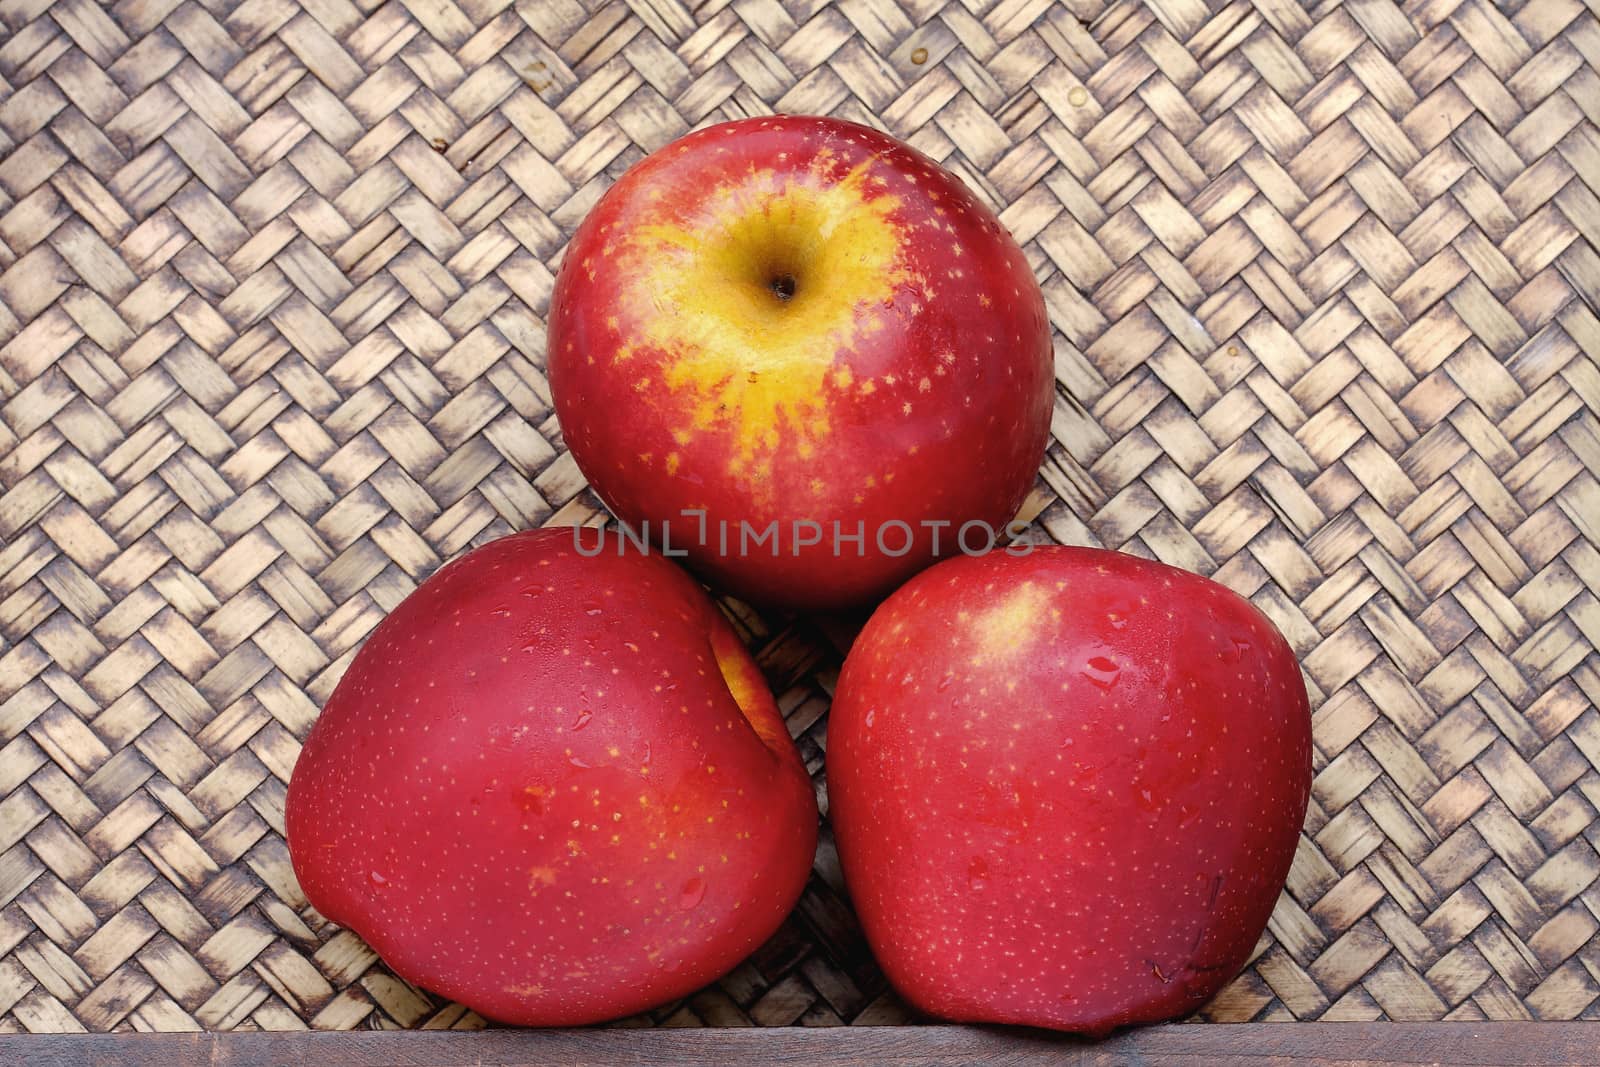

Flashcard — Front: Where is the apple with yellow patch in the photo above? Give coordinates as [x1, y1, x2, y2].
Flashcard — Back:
[549, 115, 1053, 610]
[286, 528, 818, 1026]
[828, 547, 1312, 1034]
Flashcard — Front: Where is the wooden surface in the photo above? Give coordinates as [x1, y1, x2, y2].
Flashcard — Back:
[8, 1023, 1600, 1065]
[0, 0, 1598, 1036]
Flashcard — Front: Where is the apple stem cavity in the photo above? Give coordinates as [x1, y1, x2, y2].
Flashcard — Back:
[768, 272, 798, 300]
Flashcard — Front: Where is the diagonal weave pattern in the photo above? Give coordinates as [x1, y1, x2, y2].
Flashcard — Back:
[0, 0, 1598, 1033]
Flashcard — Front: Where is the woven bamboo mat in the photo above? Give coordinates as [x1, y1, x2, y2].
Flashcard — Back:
[0, 0, 1597, 1034]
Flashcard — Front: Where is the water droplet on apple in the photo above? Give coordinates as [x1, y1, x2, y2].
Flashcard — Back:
[521, 641, 539, 654]
[865, 709, 876, 728]
[937, 674, 956, 692]
[1082, 656, 1120, 689]
[573, 708, 593, 730]
[521, 583, 545, 598]
[583, 601, 604, 616]
[369, 871, 387, 887]
[491, 607, 512, 618]
[679, 877, 706, 909]
[967, 856, 989, 891]
[1219, 635, 1251, 663]
[568, 754, 591, 769]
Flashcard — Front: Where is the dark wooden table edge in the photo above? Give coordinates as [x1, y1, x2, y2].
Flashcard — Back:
[3, 1023, 1600, 1066]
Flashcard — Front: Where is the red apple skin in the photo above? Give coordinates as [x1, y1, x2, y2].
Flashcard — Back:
[827, 546, 1312, 1035]
[548, 115, 1053, 611]
[285, 528, 818, 1026]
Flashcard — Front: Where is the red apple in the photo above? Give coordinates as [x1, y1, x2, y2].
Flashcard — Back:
[285, 527, 818, 1026]
[548, 115, 1053, 611]
[827, 546, 1311, 1034]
